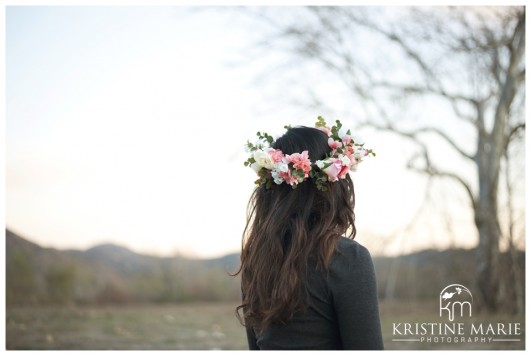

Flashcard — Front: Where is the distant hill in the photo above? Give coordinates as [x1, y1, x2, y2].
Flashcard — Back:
[6, 229, 524, 307]
[6, 229, 241, 305]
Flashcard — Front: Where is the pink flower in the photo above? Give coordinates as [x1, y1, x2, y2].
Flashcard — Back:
[288, 174, 300, 186]
[342, 135, 352, 145]
[338, 164, 350, 179]
[279, 170, 300, 186]
[346, 154, 360, 172]
[345, 145, 354, 155]
[287, 150, 312, 175]
[322, 159, 343, 181]
[278, 170, 289, 183]
[328, 137, 343, 150]
[348, 154, 359, 166]
[316, 126, 332, 136]
[354, 147, 369, 159]
[267, 149, 285, 163]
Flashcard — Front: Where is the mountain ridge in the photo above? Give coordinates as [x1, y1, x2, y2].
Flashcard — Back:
[6, 229, 524, 307]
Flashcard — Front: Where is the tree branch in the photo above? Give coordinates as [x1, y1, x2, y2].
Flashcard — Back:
[504, 122, 526, 151]
[516, 69, 525, 85]
[342, 10, 437, 83]
[372, 81, 476, 104]
[415, 126, 475, 161]
[492, 11, 525, 155]
[410, 164, 478, 211]
[363, 119, 475, 161]
[362, 117, 477, 208]
[407, 145, 477, 210]
[372, 80, 496, 135]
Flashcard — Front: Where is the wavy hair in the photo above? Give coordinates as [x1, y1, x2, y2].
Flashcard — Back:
[234, 126, 356, 333]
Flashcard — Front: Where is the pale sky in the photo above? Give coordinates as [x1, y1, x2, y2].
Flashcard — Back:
[5, 6, 521, 259]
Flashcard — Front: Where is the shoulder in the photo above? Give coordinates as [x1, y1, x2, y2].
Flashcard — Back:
[334, 237, 372, 262]
[326, 237, 377, 301]
[328, 237, 374, 277]
[335, 236, 367, 252]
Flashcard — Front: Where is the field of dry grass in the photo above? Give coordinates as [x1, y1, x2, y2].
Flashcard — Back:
[7, 302, 247, 350]
[6, 301, 525, 350]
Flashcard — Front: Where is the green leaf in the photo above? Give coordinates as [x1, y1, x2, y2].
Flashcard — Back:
[316, 116, 326, 127]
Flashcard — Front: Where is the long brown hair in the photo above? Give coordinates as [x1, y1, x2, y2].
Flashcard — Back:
[234, 126, 356, 333]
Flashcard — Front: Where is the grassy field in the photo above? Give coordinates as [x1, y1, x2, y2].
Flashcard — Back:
[6, 302, 248, 350]
[6, 301, 525, 350]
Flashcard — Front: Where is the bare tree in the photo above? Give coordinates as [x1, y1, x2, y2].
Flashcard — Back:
[239, 6, 525, 311]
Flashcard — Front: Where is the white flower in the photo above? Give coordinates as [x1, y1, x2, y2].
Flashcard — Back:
[253, 150, 275, 170]
[250, 162, 262, 173]
[339, 154, 351, 166]
[352, 133, 364, 145]
[271, 171, 284, 185]
[276, 161, 289, 173]
[354, 147, 367, 159]
[315, 160, 325, 169]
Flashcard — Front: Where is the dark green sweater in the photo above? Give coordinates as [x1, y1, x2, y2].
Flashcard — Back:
[246, 238, 384, 350]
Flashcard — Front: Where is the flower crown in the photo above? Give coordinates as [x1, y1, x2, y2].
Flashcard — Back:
[244, 116, 375, 191]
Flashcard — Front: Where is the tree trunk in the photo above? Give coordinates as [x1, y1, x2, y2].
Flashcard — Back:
[474, 194, 501, 311]
[474, 131, 501, 311]
[474, 11, 524, 312]
[509, 241, 525, 314]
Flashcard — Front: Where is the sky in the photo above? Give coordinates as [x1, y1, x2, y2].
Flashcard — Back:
[5, 5, 524, 259]
[6, 7, 262, 258]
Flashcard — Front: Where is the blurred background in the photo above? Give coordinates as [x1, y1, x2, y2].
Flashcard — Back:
[5, 6, 525, 350]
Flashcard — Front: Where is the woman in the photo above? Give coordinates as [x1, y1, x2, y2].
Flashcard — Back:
[235, 117, 383, 350]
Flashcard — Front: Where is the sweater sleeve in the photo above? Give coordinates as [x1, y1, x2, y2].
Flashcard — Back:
[329, 241, 383, 350]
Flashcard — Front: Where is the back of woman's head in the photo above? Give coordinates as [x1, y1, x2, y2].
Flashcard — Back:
[236, 126, 356, 332]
